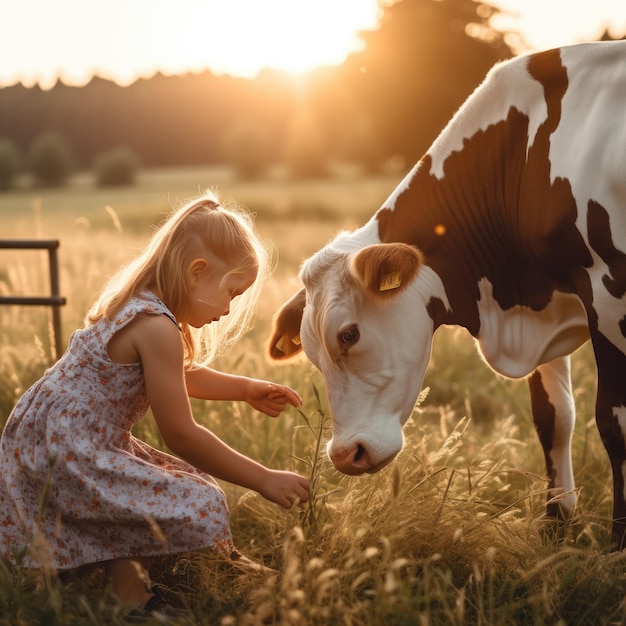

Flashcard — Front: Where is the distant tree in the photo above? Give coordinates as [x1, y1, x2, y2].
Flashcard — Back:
[341, 0, 513, 165]
[29, 130, 74, 187]
[599, 29, 626, 41]
[94, 145, 141, 187]
[221, 120, 273, 179]
[0, 138, 21, 191]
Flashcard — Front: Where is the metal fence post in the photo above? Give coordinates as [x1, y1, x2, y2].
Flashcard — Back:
[0, 239, 67, 359]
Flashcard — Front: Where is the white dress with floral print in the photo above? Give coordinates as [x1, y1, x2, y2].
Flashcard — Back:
[0, 292, 232, 570]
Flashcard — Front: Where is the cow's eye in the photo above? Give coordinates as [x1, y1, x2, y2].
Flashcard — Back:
[338, 325, 360, 351]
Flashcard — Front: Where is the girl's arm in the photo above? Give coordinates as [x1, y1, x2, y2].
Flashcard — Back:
[129, 315, 310, 507]
[186, 363, 302, 417]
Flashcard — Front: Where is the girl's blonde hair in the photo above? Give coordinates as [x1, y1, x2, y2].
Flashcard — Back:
[87, 191, 273, 367]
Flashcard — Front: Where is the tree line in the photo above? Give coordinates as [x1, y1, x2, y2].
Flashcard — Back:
[0, 0, 622, 189]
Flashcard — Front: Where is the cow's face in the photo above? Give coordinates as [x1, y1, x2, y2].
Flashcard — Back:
[269, 242, 439, 475]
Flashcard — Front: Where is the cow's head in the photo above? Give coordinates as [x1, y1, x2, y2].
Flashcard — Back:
[269, 239, 439, 475]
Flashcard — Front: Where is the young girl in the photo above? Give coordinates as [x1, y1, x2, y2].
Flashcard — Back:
[0, 192, 310, 615]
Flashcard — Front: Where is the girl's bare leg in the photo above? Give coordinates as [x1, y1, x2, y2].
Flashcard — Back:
[105, 557, 153, 608]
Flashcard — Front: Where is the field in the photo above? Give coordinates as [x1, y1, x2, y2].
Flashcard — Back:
[1, 167, 625, 625]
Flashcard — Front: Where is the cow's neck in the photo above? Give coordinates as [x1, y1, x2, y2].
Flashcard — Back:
[371, 49, 592, 337]
[374, 138, 529, 335]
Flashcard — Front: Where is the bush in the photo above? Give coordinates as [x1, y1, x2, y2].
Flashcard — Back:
[0, 138, 21, 191]
[93, 145, 141, 187]
[29, 130, 74, 187]
[221, 121, 273, 179]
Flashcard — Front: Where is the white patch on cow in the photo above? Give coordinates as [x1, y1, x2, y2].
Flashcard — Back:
[474, 277, 589, 379]
[616, 406, 626, 445]
[428, 53, 548, 180]
[325, 218, 382, 254]
[549, 43, 626, 218]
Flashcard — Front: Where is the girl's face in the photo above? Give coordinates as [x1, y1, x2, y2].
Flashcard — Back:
[185, 259, 257, 328]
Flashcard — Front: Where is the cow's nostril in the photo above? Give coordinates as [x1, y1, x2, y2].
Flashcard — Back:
[354, 444, 366, 463]
[329, 441, 375, 475]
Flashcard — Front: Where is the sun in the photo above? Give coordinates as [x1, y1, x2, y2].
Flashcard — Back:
[161, 0, 383, 79]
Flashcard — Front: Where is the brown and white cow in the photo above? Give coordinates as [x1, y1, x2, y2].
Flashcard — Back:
[269, 41, 626, 548]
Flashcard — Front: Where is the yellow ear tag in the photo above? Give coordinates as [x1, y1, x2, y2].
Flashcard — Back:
[275, 335, 301, 353]
[379, 271, 402, 291]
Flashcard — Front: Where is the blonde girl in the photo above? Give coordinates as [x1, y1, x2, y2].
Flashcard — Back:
[0, 192, 310, 615]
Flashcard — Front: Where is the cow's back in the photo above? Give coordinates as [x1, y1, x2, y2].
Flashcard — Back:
[550, 42, 626, 228]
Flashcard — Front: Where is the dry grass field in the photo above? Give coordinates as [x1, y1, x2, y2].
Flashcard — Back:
[1, 167, 624, 625]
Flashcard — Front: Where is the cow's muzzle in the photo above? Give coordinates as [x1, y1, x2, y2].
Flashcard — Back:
[329, 441, 397, 475]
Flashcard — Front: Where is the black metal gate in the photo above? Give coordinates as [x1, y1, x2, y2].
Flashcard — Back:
[0, 239, 66, 359]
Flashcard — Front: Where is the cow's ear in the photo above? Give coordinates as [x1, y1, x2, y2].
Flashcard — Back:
[268, 288, 306, 360]
[350, 243, 423, 298]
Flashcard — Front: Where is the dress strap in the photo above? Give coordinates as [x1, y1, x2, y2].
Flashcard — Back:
[95, 292, 179, 344]
[139, 291, 179, 328]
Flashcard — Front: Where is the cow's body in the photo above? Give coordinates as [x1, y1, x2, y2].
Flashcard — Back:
[269, 42, 626, 548]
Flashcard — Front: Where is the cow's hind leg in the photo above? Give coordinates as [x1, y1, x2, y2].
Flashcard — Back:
[589, 329, 626, 550]
[529, 356, 577, 518]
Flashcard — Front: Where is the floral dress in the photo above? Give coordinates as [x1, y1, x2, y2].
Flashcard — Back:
[0, 292, 232, 570]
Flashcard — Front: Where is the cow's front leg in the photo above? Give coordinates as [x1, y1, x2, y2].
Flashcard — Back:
[529, 356, 577, 517]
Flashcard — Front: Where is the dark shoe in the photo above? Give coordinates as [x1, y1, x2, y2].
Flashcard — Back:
[125, 591, 187, 622]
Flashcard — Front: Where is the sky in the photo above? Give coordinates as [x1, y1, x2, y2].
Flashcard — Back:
[0, 0, 625, 89]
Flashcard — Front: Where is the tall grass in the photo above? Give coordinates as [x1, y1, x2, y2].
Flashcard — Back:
[1, 168, 624, 625]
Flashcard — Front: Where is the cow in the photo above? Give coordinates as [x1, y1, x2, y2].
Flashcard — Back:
[268, 41, 626, 549]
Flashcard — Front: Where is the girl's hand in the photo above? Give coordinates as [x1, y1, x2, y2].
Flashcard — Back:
[259, 469, 311, 509]
[245, 380, 302, 417]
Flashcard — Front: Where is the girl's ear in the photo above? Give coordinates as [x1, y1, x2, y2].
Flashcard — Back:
[187, 258, 209, 287]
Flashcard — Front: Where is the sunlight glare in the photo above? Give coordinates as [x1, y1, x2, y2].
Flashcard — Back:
[2, 0, 625, 89]
[0, 0, 382, 88]
[179, 0, 382, 77]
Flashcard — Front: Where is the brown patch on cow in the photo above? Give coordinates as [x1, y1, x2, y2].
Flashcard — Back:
[587, 199, 626, 299]
[426, 296, 448, 327]
[349, 243, 423, 298]
[376, 49, 592, 337]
